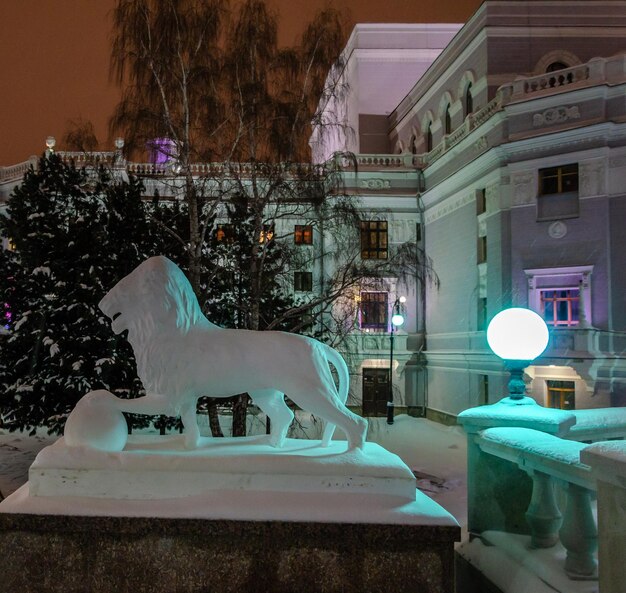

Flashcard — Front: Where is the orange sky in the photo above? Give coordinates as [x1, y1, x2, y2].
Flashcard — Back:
[1, 0, 481, 166]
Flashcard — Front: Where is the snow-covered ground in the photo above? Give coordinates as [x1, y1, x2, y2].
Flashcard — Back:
[0, 413, 468, 527]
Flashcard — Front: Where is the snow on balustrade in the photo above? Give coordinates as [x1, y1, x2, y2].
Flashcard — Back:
[473, 425, 598, 581]
[568, 408, 626, 442]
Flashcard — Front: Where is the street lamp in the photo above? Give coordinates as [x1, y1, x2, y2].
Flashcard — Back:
[388, 296, 406, 425]
[487, 307, 549, 404]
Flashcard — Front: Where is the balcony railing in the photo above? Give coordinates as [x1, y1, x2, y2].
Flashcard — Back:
[458, 401, 626, 592]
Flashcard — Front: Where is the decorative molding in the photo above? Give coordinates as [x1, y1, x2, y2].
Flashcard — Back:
[579, 159, 606, 197]
[425, 191, 475, 225]
[548, 221, 568, 239]
[474, 136, 488, 152]
[359, 178, 392, 190]
[532, 105, 580, 127]
[478, 218, 487, 236]
[609, 155, 626, 168]
[511, 171, 535, 206]
[478, 263, 487, 298]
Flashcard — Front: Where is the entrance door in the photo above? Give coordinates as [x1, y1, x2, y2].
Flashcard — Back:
[362, 368, 390, 416]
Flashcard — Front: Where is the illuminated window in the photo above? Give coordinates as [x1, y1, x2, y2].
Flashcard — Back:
[148, 138, 176, 165]
[525, 266, 592, 327]
[541, 289, 580, 326]
[215, 224, 235, 243]
[294, 225, 313, 245]
[294, 271, 312, 292]
[360, 221, 388, 260]
[547, 380, 575, 409]
[259, 224, 274, 244]
[360, 291, 388, 330]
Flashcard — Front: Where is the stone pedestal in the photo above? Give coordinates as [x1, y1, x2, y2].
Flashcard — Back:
[0, 512, 459, 593]
[0, 435, 460, 592]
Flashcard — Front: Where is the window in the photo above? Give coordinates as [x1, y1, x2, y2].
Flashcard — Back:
[479, 374, 489, 406]
[546, 62, 568, 73]
[294, 271, 313, 292]
[215, 224, 235, 243]
[426, 123, 433, 152]
[539, 164, 578, 195]
[465, 83, 473, 117]
[477, 236, 487, 264]
[538, 164, 579, 220]
[547, 380, 575, 409]
[541, 289, 580, 326]
[259, 224, 274, 244]
[476, 188, 486, 216]
[294, 225, 313, 245]
[444, 105, 452, 135]
[360, 221, 388, 260]
[477, 297, 488, 331]
[360, 292, 388, 330]
[525, 266, 592, 327]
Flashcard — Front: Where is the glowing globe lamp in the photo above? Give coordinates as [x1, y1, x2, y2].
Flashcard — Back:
[391, 313, 405, 327]
[487, 308, 549, 361]
[487, 308, 549, 401]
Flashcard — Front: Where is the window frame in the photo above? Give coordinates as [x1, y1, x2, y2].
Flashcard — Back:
[525, 265, 593, 328]
[294, 224, 313, 245]
[360, 220, 388, 260]
[294, 271, 313, 292]
[215, 223, 236, 243]
[359, 291, 388, 331]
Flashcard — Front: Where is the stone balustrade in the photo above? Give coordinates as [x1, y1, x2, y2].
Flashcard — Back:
[501, 54, 626, 103]
[458, 400, 626, 592]
[0, 157, 38, 183]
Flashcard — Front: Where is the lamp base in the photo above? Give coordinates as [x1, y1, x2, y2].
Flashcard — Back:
[497, 396, 538, 407]
[386, 402, 395, 425]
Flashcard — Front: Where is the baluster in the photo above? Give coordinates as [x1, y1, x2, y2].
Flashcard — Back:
[559, 483, 598, 579]
[525, 470, 563, 547]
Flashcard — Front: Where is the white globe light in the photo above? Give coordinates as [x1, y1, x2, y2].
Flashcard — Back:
[487, 308, 549, 361]
[391, 313, 405, 327]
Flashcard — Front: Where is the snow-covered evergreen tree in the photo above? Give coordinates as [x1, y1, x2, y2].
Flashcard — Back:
[0, 155, 162, 434]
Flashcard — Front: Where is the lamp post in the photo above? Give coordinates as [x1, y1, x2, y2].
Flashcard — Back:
[388, 296, 406, 424]
[486, 307, 549, 404]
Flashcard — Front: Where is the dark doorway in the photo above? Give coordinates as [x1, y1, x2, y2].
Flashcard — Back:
[362, 368, 390, 416]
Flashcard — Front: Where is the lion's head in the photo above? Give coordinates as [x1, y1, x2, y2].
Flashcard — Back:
[99, 256, 205, 338]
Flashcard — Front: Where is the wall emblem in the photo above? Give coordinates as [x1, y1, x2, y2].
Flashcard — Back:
[548, 221, 567, 239]
[532, 106, 580, 127]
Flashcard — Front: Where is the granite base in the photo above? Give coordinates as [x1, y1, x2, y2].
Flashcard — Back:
[0, 512, 459, 593]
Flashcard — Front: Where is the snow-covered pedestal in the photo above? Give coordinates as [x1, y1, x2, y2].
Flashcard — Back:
[27, 435, 417, 502]
[0, 435, 460, 593]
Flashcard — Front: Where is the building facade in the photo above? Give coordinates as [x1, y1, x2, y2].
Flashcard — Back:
[2, 0, 626, 421]
[313, 0, 626, 420]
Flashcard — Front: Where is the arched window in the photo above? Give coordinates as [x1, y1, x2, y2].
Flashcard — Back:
[546, 61, 568, 73]
[410, 135, 417, 155]
[426, 123, 433, 152]
[444, 105, 452, 135]
[465, 83, 473, 117]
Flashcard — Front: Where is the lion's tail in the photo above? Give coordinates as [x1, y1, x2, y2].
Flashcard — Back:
[321, 343, 350, 446]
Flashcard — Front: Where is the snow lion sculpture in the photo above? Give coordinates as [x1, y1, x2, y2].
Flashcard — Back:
[67, 256, 367, 452]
